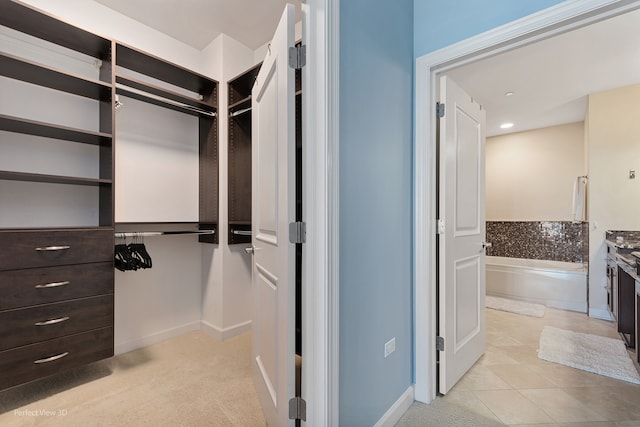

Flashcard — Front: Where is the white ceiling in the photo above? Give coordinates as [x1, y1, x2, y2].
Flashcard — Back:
[445, 7, 640, 137]
[94, 0, 301, 50]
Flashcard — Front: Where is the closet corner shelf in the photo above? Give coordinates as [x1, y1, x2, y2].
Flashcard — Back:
[0, 171, 112, 187]
[1, 53, 112, 101]
[229, 96, 252, 112]
[0, 1, 112, 60]
[0, 115, 113, 146]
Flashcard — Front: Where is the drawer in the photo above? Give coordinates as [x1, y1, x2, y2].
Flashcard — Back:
[0, 295, 113, 351]
[0, 327, 113, 390]
[0, 229, 113, 271]
[0, 262, 113, 311]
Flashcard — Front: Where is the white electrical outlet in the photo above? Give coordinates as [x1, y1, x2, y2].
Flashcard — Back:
[384, 337, 396, 358]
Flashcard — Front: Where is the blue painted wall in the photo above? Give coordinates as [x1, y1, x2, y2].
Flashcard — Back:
[339, 0, 414, 425]
[414, 0, 565, 58]
[338, 0, 570, 423]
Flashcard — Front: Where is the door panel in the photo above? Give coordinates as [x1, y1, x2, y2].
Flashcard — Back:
[455, 110, 481, 235]
[256, 68, 279, 240]
[251, 4, 296, 426]
[454, 256, 481, 350]
[438, 75, 486, 395]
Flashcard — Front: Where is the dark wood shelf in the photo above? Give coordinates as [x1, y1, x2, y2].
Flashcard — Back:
[0, 171, 112, 187]
[227, 64, 261, 245]
[116, 43, 217, 106]
[115, 222, 201, 234]
[228, 63, 261, 106]
[116, 75, 216, 117]
[0, 1, 111, 60]
[229, 96, 251, 112]
[0, 226, 114, 232]
[0, 114, 112, 146]
[1, 53, 112, 101]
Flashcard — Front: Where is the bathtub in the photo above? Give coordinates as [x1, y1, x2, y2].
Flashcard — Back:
[486, 256, 588, 313]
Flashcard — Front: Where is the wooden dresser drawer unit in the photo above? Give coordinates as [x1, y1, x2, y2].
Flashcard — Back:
[0, 229, 114, 271]
[0, 327, 113, 390]
[0, 229, 114, 390]
[0, 295, 113, 351]
[0, 262, 113, 311]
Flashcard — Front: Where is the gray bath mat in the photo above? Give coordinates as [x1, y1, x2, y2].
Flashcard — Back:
[538, 326, 640, 384]
[486, 295, 546, 317]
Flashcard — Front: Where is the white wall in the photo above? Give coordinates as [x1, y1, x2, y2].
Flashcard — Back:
[486, 122, 585, 221]
[114, 97, 199, 222]
[114, 235, 202, 354]
[200, 34, 258, 339]
[587, 84, 640, 319]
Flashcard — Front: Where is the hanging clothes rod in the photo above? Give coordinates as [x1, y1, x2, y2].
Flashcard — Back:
[229, 106, 251, 118]
[115, 83, 217, 117]
[115, 230, 215, 238]
[230, 229, 252, 236]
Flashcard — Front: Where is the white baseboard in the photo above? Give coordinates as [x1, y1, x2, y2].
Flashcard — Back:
[589, 308, 614, 321]
[201, 320, 252, 341]
[114, 321, 201, 355]
[374, 385, 414, 427]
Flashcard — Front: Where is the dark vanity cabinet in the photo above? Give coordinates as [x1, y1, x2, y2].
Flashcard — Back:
[617, 265, 636, 348]
[636, 280, 640, 363]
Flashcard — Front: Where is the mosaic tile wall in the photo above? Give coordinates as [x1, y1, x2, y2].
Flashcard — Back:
[486, 221, 589, 263]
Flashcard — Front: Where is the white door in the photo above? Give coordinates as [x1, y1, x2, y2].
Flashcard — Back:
[251, 4, 296, 426]
[438, 75, 487, 394]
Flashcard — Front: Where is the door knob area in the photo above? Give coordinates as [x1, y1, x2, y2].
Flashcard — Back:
[482, 242, 493, 249]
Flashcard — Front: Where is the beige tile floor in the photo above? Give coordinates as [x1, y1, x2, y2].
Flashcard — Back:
[398, 307, 640, 426]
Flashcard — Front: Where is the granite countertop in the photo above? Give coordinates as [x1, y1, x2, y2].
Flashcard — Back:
[605, 230, 640, 249]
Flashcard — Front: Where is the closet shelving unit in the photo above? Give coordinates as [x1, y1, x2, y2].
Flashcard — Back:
[0, 0, 114, 390]
[114, 43, 219, 244]
[227, 63, 261, 244]
[0, 0, 219, 390]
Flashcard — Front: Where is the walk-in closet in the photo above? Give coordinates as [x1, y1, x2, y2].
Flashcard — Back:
[0, 0, 302, 423]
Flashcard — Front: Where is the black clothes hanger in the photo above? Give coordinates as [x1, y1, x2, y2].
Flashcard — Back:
[114, 234, 153, 271]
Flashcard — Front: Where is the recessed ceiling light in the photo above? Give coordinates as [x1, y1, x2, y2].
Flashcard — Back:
[505, 91, 514, 97]
[500, 122, 514, 129]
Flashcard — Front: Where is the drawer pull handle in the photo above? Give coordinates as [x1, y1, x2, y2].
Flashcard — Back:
[35, 281, 70, 289]
[35, 245, 71, 252]
[34, 316, 70, 326]
[33, 352, 69, 364]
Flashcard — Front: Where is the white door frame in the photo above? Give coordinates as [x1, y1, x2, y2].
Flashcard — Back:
[302, 0, 340, 425]
[414, 0, 640, 403]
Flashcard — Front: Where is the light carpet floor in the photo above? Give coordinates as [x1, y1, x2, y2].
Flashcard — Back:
[486, 295, 546, 318]
[0, 331, 266, 427]
[538, 326, 640, 385]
